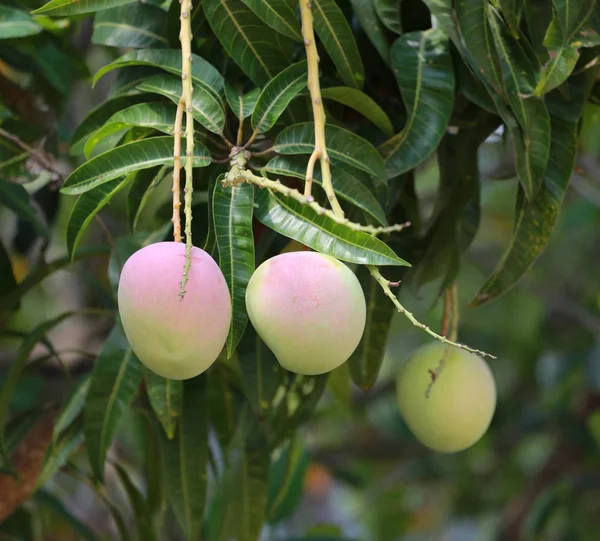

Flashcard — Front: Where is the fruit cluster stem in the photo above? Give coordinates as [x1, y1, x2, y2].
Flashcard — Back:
[171, 98, 184, 243]
[299, 0, 344, 218]
[178, 0, 195, 300]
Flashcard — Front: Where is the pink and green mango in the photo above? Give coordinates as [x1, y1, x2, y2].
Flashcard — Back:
[246, 252, 366, 375]
[118, 242, 231, 380]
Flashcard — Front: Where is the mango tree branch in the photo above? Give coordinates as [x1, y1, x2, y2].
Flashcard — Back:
[171, 98, 184, 243]
[299, 0, 344, 217]
[178, 0, 194, 300]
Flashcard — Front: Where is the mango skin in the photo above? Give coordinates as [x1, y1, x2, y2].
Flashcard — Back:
[245, 252, 366, 375]
[117, 242, 231, 380]
[396, 342, 496, 453]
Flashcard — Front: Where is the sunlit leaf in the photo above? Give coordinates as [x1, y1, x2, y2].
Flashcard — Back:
[33, 0, 136, 16]
[0, 6, 41, 38]
[240, 0, 302, 42]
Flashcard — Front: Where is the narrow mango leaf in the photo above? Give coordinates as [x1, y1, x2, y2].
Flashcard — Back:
[264, 155, 387, 225]
[53, 376, 91, 442]
[127, 165, 170, 231]
[374, 0, 402, 34]
[61, 136, 211, 195]
[380, 29, 455, 178]
[144, 368, 182, 440]
[0, 179, 47, 239]
[92, 4, 168, 49]
[499, 0, 524, 35]
[224, 84, 261, 120]
[488, 7, 551, 198]
[327, 363, 352, 410]
[320, 87, 394, 136]
[36, 422, 84, 490]
[203, 0, 294, 87]
[214, 181, 255, 357]
[203, 172, 219, 259]
[348, 265, 395, 391]
[33, 0, 136, 16]
[253, 188, 409, 266]
[524, 0, 553, 56]
[533, 46, 580, 95]
[274, 122, 386, 182]
[550, 0, 596, 43]
[138, 74, 226, 134]
[240, 0, 302, 42]
[84, 102, 177, 157]
[251, 61, 307, 135]
[93, 49, 224, 101]
[472, 77, 589, 306]
[84, 326, 143, 480]
[237, 326, 283, 415]
[35, 490, 99, 541]
[348, 0, 390, 63]
[0, 6, 41, 38]
[207, 364, 241, 449]
[160, 376, 208, 541]
[312, 0, 364, 89]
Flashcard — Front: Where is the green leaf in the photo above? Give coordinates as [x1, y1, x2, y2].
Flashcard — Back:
[33, 0, 136, 16]
[203, 172, 220, 259]
[53, 376, 91, 442]
[550, 0, 596, 43]
[224, 84, 261, 120]
[37, 422, 84, 490]
[66, 177, 133, 260]
[348, 265, 394, 391]
[237, 326, 283, 415]
[35, 490, 99, 541]
[320, 87, 394, 136]
[203, 0, 294, 87]
[251, 61, 307, 135]
[374, 0, 402, 34]
[0, 7, 41, 38]
[84, 325, 143, 480]
[487, 7, 551, 198]
[127, 165, 170, 232]
[533, 46, 580, 95]
[274, 122, 387, 182]
[93, 49, 224, 101]
[84, 102, 177, 157]
[0, 179, 47, 240]
[0, 239, 17, 301]
[138, 74, 226, 134]
[214, 181, 255, 357]
[348, 0, 390, 63]
[61, 136, 211, 195]
[160, 376, 208, 541]
[254, 188, 408, 266]
[312, 0, 365, 89]
[92, 3, 169, 49]
[380, 29, 455, 178]
[240, 0, 302, 42]
[327, 363, 351, 410]
[499, 0, 524, 35]
[144, 368, 182, 440]
[471, 78, 589, 306]
[264, 155, 387, 225]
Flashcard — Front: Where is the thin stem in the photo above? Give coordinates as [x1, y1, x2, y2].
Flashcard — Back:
[304, 150, 319, 197]
[367, 266, 495, 359]
[179, 0, 194, 300]
[171, 98, 184, 243]
[237, 119, 244, 146]
[450, 282, 459, 342]
[250, 146, 275, 158]
[441, 287, 452, 337]
[219, 131, 234, 149]
[299, 0, 344, 217]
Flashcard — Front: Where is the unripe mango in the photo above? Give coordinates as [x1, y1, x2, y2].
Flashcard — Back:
[245, 252, 366, 375]
[396, 342, 496, 453]
[117, 242, 231, 380]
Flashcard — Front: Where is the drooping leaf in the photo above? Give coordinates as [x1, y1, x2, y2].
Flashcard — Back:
[144, 368, 182, 440]
[348, 265, 395, 391]
[203, 0, 294, 87]
[34, 490, 99, 541]
[36, 422, 84, 489]
[312, 0, 365, 89]
[214, 181, 255, 357]
[127, 165, 169, 232]
[320, 87, 394, 136]
[93, 49, 224, 101]
[0, 6, 41, 38]
[92, 3, 169, 49]
[160, 376, 208, 541]
[251, 61, 307, 135]
[499, 0, 524, 35]
[380, 29, 455, 178]
[61, 136, 211, 195]
[264, 155, 387, 225]
[33, 0, 136, 16]
[84, 325, 143, 480]
[138, 74, 226, 134]
[240, 0, 302, 42]
[373, 0, 402, 34]
[348, 0, 390, 63]
[550, 0, 596, 43]
[52, 376, 91, 442]
[203, 172, 220, 259]
[253, 188, 408, 266]
[524, 0, 553, 56]
[274, 122, 387, 182]
[224, 84, 261, 120]
[533, 46, 580, 95]
[0, 179, 47, 239]
[472, 75, 589, 306]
